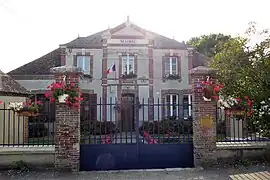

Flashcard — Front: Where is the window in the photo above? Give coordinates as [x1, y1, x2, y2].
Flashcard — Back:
[183, 94, 192, 119]
[122, 55, 134, 74]
[164, 57, 178, 75]
[77, 56, 90, 75]
[165, 94, 179, 117]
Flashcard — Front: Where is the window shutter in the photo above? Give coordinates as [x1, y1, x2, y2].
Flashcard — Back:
[88, 94, 97, 121]
[73, 55, 77, 66]
[178, 57, 181, 78]
[162, 57, 165, 79]
[90, 55, 93, 77]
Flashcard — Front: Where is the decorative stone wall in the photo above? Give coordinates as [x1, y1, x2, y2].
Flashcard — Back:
[190, 66, 217, 167]
[51, 66, 82, 172]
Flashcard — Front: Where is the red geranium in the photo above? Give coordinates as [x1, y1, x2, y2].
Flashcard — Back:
[200, 78, 224, 101]
[45, 81, 83, 109]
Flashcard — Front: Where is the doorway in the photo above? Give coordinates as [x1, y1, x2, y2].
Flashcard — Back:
[121, 94, 135, 132]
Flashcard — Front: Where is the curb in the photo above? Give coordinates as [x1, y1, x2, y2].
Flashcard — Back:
[81, 167, 204, 174]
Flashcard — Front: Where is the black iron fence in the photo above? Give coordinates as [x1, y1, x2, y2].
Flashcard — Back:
[0, 102, 55, 146]
[216, 108, 270, 142]
[80, 97, 193, 145]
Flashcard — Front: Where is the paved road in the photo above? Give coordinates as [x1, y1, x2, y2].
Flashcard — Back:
[0, 166, 269, 180]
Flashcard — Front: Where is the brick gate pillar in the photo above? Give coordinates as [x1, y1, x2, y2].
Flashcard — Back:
[50, 66, 83, 172]
[190, 66, 217, 167]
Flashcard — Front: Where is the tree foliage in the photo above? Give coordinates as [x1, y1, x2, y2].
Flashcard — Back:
[210, 23, 270, 137]
[187, 33, 231, 58]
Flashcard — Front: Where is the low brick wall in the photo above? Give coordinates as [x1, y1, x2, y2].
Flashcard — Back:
[216, 142, 270, 163]
[0, 142, 268, 170]
[0, 146, 55, 170]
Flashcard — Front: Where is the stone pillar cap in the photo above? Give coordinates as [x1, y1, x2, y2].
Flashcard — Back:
[189, 66, 218, 75]
[50, 66, 83, 74]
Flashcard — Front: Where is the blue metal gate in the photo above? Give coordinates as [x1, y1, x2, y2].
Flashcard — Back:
[80, 95, 194, 171]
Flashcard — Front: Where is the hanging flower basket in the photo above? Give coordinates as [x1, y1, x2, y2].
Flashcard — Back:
[58, 94, 69, 103]
[203, 96, 212, 102]
[200, 78, 224, 102]
[45, 82, 83, 109]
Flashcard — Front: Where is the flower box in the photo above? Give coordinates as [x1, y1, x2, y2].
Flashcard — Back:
[17, 111, 40, 117]
[120, 73, 137, 79]
[163, 74, 181, 80]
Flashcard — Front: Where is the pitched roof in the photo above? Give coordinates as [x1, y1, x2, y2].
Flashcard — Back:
[8, 20, 207, 75]
[62, 30, 107, 49]
[0, 69, 28, 94]
[62, 22, 188, 49]
[8, 48, 61, 76]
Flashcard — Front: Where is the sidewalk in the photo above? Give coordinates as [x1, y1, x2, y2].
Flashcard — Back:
[0, 166, 269, 180]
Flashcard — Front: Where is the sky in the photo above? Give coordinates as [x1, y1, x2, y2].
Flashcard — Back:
[0, 0, 270, 73]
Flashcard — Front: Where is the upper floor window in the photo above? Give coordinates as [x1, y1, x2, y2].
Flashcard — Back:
[165, 94, 179, 118]
[183, 94, 192, 120]
[77, 56, 90, 75]
[164, 57, 178, 75]
[122, 55, 134, 75]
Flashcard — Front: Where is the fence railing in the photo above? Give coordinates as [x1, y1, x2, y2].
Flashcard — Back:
[0, 102, 55, 147]
[80, 97, 193, 145]
[216, 108, 270, 142]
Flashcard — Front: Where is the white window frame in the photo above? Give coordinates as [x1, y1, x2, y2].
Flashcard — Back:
[183, 94, 192, 119]
[165, 94, 179, 117]
[122, 54, 135, 75]
[165, 56, 178, 75]
[77, 55, 90, 75]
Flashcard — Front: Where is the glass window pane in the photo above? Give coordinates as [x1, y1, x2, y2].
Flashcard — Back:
[171, 57, 177, 74]
[77, 56, 84, 69]
[172, 95, 178, 117]
[172, 57, 177, 64]
[128, 57, 134, 73]
[84, 57, 90, 74]
[165, 95, 170, 117]
[164, 57, 170, 74]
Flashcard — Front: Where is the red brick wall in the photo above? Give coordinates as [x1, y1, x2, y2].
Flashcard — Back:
[53, 68, 81, 172]
[190, 67, 217, 167]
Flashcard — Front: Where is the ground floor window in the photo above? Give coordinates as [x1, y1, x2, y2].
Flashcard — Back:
[183, 94, 192, 120]
[165, 94, 179, 118]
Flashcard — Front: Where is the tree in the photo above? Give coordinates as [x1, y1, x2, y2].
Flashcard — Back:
[187, 33, 231, 58]
[210, 23, 270, 137]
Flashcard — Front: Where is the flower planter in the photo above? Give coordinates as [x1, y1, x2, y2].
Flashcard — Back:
[58, 94, 68, 103]
[225, 109, 245, 115]
[203, 96, 212, 101]
[17, 111, 40, 117]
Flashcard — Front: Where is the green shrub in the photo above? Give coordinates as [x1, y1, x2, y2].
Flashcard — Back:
[9, 160, 29, 172]
[81, 120, 118, 135]
[139, 118, 193, 135]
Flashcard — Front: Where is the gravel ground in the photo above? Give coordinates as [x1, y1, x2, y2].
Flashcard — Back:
[0, 165, 269, 180]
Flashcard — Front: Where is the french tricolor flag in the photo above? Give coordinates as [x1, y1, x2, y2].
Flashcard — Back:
[106, 64, 116, 75]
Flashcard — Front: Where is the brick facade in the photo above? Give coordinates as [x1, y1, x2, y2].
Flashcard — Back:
[51, 66, 82, 172]
[148, 40, 154, 120]
[190, 66, 217, 167]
